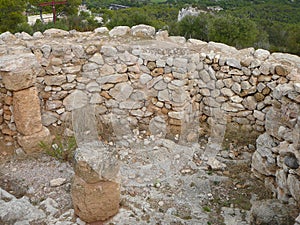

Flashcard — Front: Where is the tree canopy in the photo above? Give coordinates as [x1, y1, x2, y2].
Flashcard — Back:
[0, 0, 26, 33]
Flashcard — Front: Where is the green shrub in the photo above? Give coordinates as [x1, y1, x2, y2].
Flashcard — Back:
[40, 135, 77, 162]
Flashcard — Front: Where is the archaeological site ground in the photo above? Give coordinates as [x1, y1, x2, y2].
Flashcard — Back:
[0, 25, 299, 225]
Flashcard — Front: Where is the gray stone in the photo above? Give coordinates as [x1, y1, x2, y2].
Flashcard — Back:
[100, 64, 115, 76]
[158, 89, 170, 102]
[287, 174, 300, 203]
[254, 49, 270, 61]
[109, 26, 130, 37]
[221, 88, 234, 97]
[50, 178, 67, 187]
[221, 102, 244, 112]
[149, 116, 167, 137]
[242, 96, 257, 110]
[256, 133, 276, 165]
[154, 80, 167, 90]
[39, 198, 59, 217]
[74, 141, 119, 182]
[90, 93, 103, 104]
[63, 90, 89, 111]
[62, 65, 81, 74]
[119, 51, 138, 65]
[226, 58, 241, 69]
[119, 101, 143, 110]
[42, 111, 58, 126]
[253, 110, 265, 121]
[89, 53, 104, 65]
[241, 81, 252, 90]
[100, 45, 118, 57]
[272, 84, 294, 100]
[109, 82, 133, 101]
[94, 27, 109, 33]
[0, 194, 46, 224]
[0, 53, 41, 91]
[83, 62, 100, 72]
[170, 89, 189, 103]
[250, 199, 295, 225]
[199, 70, 211, 83]
[173, 57, 188, 69]
[43, 28, 69, 37]
[86, 81, 101, 92]
[72, 45, 85, 59]
[231, 83, 241, 94]
[140, 73, 152, 84]
[284, 155, 299, 169]
[131, 24, 156, 38]
[44, 75, 66, 86]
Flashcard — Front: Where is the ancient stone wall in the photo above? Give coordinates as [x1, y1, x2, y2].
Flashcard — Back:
[0, 25, 299, 146]
[0, 24, 299, 207]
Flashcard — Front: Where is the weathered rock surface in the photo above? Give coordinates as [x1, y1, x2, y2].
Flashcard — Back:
[0, 53, 41, 91]
[13, 87, 43, 136]
[72, 176, 120, 223]
[17, 126, 54, 153]
[72, 141, 120, 222]
[250, 199, 296, 225]
[0, 188, 46, 224]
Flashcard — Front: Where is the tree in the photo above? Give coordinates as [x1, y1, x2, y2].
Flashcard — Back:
[175, 14, 211, 41]
[0, 0, 26, 33]
[208, 15, 259, 49]
[28, 0, 81, 18]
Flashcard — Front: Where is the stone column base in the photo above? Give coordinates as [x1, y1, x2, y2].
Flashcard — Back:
[71, 175, 120, 223]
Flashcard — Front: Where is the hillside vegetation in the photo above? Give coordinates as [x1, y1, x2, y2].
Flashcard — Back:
[0, 0, 299, 55]
[87, 0, 300, 55]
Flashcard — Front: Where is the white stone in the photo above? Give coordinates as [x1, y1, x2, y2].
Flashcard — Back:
[50, 178, 66, 187]
[109, 26, 130, 37]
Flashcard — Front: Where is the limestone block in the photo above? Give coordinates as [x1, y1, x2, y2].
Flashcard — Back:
[256, 133, 277, 164]
[0, 53, 41, 91]
[287, 174, 300, 203]
[43, 28, 69, 37]
[226, 58, 241, 69]
[63, 90, 89, 111]
[96, 74, 128, 85]
[71, 175, 120, 223]
[254, 49, 270, 61]
[100, 45, 118, 57]
[252, 151, 276, 176]
[149, 116, 167, 137]
[131, 24, 156, 38]
[109, 26, 130, 37]
[265, 107, 282, 140]
[13, 87, 42, 136]
[99, 64, 115, 75]
[89, 52, 104, 65]
[74, 141, 119, 183]
[17, 126, 54, 154]
[109, 82, 133, 101]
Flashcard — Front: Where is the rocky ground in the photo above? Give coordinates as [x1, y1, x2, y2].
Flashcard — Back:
[0, 133, 296, 225]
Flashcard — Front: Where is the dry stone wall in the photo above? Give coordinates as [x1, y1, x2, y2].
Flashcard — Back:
[0, 25, 299, 146]
[0, 24, 299, 208]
